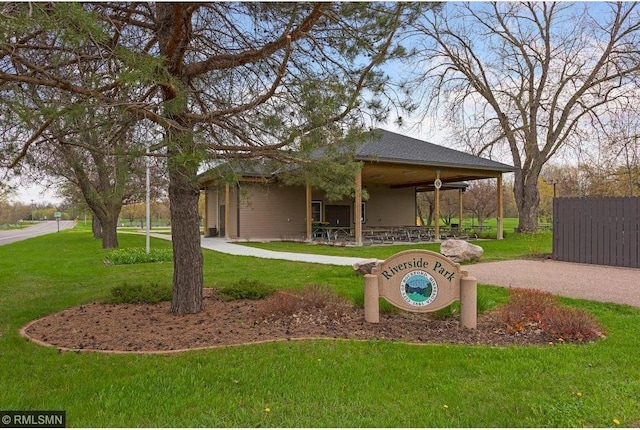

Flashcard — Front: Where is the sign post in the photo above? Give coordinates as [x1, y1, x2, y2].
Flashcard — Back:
[363, 249, 477, 329]
[54, 211, 62, 233]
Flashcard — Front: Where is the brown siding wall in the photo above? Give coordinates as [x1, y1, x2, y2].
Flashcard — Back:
[365, 185, 416, 227]
[209, 182, 417, 239]
[311, 185, 416, 227]
[236, 183, 307, 240]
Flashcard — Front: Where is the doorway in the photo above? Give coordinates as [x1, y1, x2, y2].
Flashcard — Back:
[325, 205, 351, 227]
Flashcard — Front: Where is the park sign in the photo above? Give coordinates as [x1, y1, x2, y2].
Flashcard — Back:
[54, 211, 62, 233]
[363, 250, 477, 329]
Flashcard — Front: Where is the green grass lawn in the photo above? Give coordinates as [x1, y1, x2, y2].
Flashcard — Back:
[0, 228, 639, 427]
[240, 229, 552, 262]
[465, 216, 521, 231]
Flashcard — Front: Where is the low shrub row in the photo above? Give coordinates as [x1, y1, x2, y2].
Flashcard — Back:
[499, 288, 604, 342]
[104, 247, 173, 265]
[109, 282, 172, 304]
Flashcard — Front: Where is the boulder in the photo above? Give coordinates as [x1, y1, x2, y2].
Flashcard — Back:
[440, 239, 483, 263]
[352, 258, 382, 276]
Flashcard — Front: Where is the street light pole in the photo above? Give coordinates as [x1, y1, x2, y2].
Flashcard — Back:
[145, 145, 151, 254]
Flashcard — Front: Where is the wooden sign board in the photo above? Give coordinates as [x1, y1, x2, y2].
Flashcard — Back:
[364, 250, 477, 329]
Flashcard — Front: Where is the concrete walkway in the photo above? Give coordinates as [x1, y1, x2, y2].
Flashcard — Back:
[200, 237, 366, 266]
[150, 234, 640, 308]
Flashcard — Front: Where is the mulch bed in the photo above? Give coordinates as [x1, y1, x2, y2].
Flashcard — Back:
[20, 289, 564, 353]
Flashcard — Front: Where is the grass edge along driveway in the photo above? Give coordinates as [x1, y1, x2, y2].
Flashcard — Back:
[0, 228, 638, 427]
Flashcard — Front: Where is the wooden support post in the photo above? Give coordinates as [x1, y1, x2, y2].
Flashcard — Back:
[306, 184, 312, 242]
[458, 188, 463, 229]
[354, 168, 363, 247]
[434, 170, 441, 240]
[203, 188, 209, 237]
[497, 174, 504, 240]
[224, 183, 230, 240]
[214, 188, 219, 236]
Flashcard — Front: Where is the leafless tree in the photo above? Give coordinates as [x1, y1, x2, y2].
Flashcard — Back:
[591, 106, 640, 196]
[411, 2, 640, 231]
[464, 180, 496, 228]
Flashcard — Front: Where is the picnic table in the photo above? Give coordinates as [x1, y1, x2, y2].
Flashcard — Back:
[439, 227, 472, 240]
[311, 225, 474, 245]
[363, 226, 438, 244]
[312, 225, 353, 242]
[470, 225, 492, 231]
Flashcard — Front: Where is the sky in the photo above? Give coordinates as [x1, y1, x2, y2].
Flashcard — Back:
[13, 182, 61, 205]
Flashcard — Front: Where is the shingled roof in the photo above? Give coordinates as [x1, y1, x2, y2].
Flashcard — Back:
[357, 129, 514, 172]
[199, 128, 514, 186]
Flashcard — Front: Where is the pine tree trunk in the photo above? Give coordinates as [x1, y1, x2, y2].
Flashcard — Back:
[154, 3, 204, 315]
[168, 150, 203, 316]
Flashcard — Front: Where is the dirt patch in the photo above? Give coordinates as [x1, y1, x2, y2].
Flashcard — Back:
[23, 289, 568, 353]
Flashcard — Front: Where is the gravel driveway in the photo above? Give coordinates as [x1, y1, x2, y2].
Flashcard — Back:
[467, 259, 640, 308]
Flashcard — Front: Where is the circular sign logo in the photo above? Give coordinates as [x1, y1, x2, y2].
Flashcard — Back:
[400, 270, 438, 307]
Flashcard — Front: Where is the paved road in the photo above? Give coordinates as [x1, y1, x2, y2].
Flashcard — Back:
[0, 221, 75, 246]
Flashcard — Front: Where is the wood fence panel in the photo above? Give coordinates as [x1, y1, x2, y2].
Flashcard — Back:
[579, 200, 593, 264]
[587, 198, 595, 265]
[570, 200, 585, 263]
[631, 199, 640, 267]
[584, 198, 593, 264]
[564, 199, 574, 262]
[630, 197, 636, 267]
[606, 198, 614, 265]
[616, 199, 624, 266]
[553, 197, 640, 269]
[595, 198, 603, 265]
[623, 198, 632, 267]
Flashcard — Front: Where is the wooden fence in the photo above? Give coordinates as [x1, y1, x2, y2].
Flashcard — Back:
[553, 197, 640, 268]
